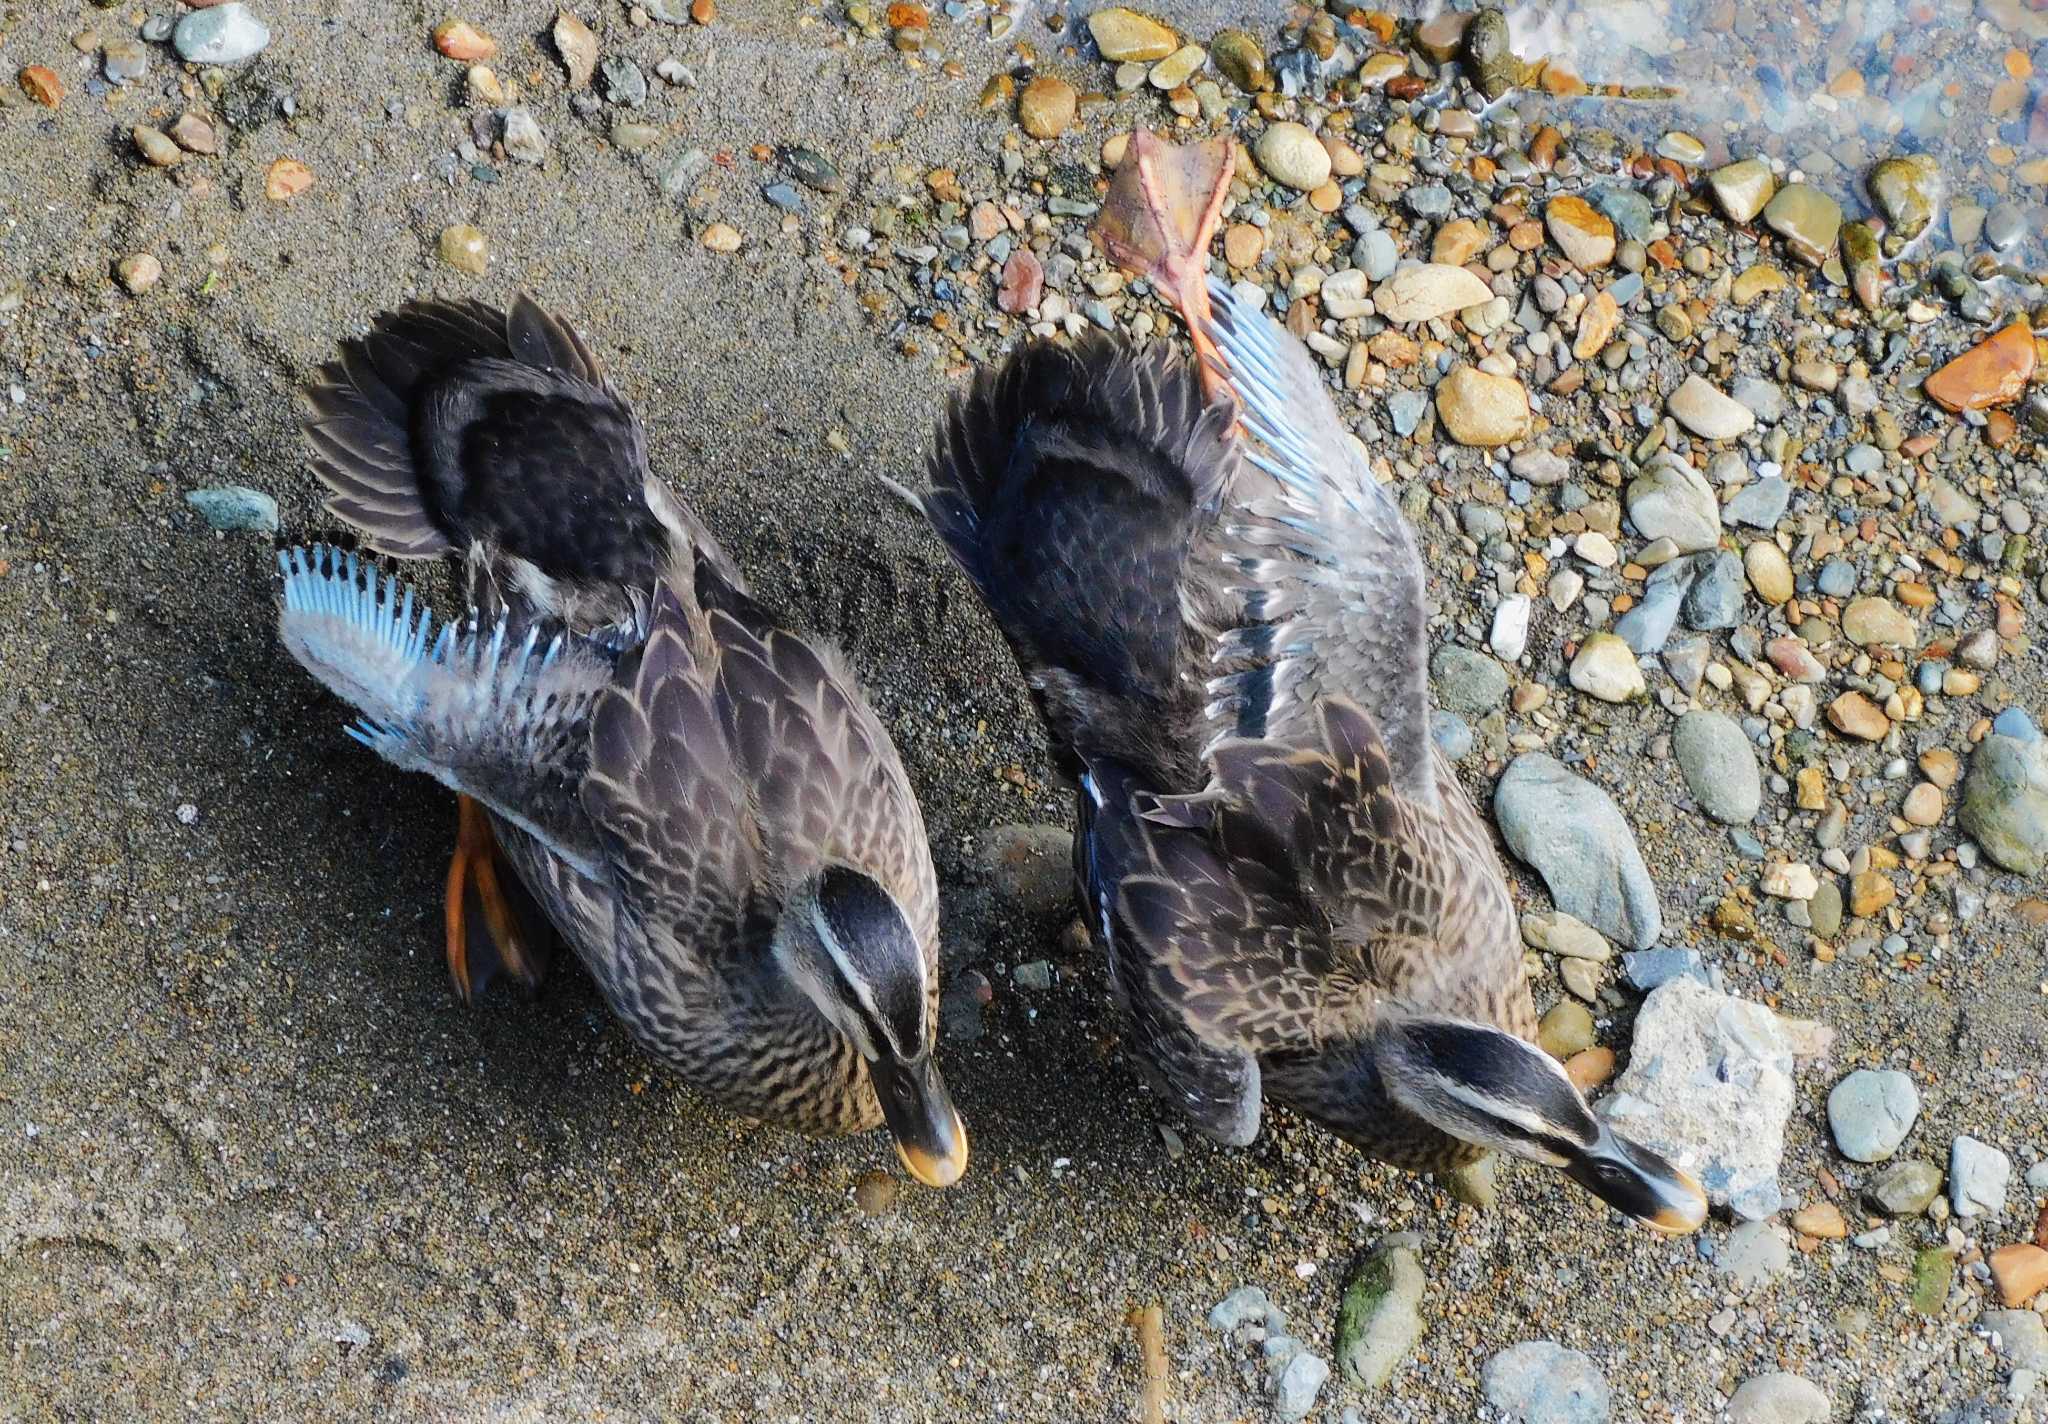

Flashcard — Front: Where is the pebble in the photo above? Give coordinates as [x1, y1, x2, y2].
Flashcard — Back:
[17, 65, 63, 108]
[133, 127, 183, 169]
[1867, 1159, 1943, 1215]
[553, 12, 598, 89]
[1722, 476, 1789, 529]
[1607, 979, 1829, 1219]
[1490, 595, 1532, 663]
[433, 19, 497, 61]
[1744, 541, 1793, 605]
[1209, 1284, 1272, 1332]
[1827, 1069, 1920, 1162]
[437, 224, 489, 274]
[116, 252, 162, 295]
[1674, 711, 1760, 823]
[1867, 154, 1941, 241]
[174, 4, 271, 65]
[1950, 1135, 2011, 1217]
[1682, 552, 1743, 629]
[1254, 122, 1331, 191]
[1924, 321, 2035, 412]
[1481, 1341, 1611, 1424]
[1432, 647, 1509, 718]
[1627, 454, 1719, 552]
[1727, 1373, 1830, 1424]
[1494, 753, 1662, 950]
[1372, 263, 1491, 323]
[700, 222, 742, 253]
[1762, 183, 1842, 266]
[1210, 29, 1268, 94]
[1667, 375, 1755, 440]
[169, 113, 219, 156]
[975, 824, 1072, 916]
[1841, 597, 1917, 648]
[1716, 1220, 1793, 1285]
[1434, 366, 1529, 446]
[1545, 195, 1615, 270]
[1538, 1001, 1595, 1058]
[1986, 1310, 2048, 1373]
[1568, 633, 1643, 703]
[1958, 732, 2048, 875]
[102, 39, 147, 85]
[1333, 1244, 1424, 1390]
[185, 486, 278, 533]
[501, 108, 546, 165]
[1710, 158, 1776, 223]
[601, 55, 648, 107]
[1990, 1244, 2048, 1307]
[1087, 6, 1178, 62]
[1270, 1350, 1328, 1421]
[264, 159, 314, 201]
[1354, 230, 1398, 282]
[1017, 77, 1076, 139]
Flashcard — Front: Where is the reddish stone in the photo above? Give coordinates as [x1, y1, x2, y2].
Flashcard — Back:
[996, 249, 1043, 315]
[1924, 321, 2035, 412]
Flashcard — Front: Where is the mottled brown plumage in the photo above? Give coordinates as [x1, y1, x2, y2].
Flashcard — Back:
[279, 296, 964, 1183]
[910, 139, 1705, 1229]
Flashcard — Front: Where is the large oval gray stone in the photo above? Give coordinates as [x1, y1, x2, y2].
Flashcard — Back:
[1727, 1372, 1830, 1424]
[1494, 753, 1662, 950]
[1673, 710, 1761, 824]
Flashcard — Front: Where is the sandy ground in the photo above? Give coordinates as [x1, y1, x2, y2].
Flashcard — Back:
[1, 3, 2043, 1421]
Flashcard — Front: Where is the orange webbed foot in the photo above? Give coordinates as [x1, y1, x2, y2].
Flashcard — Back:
[444, 794, 551, 1003]
[1094, 129, 1236, 407]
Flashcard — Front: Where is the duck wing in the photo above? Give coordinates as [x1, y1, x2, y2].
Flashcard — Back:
[1195, 281, 1437, 811]
[303, 294, 737, 625]
[707, 593, 939, 956]
[277, 545, 616, 876]
[580, 581, 769, 970]
[1119, 699, 1450, 1055]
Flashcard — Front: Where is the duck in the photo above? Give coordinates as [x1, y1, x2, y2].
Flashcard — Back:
[899, 131, 1701, 1231]
[276, 293, 967, 1187]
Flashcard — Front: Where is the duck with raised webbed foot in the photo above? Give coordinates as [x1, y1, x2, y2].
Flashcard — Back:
[278, 294, 966, 1188]
[901, 130, 1703, 1232]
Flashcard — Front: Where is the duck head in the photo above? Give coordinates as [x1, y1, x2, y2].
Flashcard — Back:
[777, 865, 968, 1188]
[1374, 1013, 1706, 1234]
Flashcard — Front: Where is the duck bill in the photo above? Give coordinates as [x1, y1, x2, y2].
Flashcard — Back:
[871, 1053, 968, 1189]
[1568, 1124, 1708, 1235]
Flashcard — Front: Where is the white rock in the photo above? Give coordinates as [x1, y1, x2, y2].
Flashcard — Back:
[1254, 122, 1331, 191]
[1548, 567, 1585, 612]
[1522, 909, 1613, 962]
[1760, 861, 1820, 900]
[1627, 454, 1721, 553]
[1372, 263, 1493, 323]
[1490, 594, 1533, 662]
[1950, 1135, 2011, 1217]
[1573, 531, 1618, 568]
[1601, 977, 1834, 1219]
[1321, 268, 1372, 319]
[1667, 374, 1756, 441]
[502, 108, 547, 164]
[1728, 1372, 1830, 1424]
[173, 3, 271, 64]
[1568, 633, 1643, 703]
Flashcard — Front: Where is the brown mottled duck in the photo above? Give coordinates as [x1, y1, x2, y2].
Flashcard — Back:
[900, 132, 1701, 1231]
[277, 294, 966, 1187]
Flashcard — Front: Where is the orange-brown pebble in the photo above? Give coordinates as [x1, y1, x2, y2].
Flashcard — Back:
[17, 64, 62, 107]
[1563, 1046, 1615, 1094]
[1223, 223, 1264, 269]
[1924, 321, 2035, 412]
[264, 158, 315, 201]
[1988, 1243, 2048, 1306]
[1792, 1203, 1848, 1239]
[432, 19, 497, 61]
